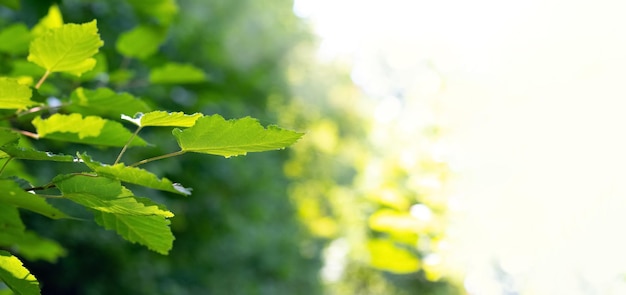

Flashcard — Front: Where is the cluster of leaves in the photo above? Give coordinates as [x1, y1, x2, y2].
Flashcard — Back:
[0, 5, 302, 295]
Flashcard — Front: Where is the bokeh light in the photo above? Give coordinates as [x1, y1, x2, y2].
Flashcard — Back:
[295, 0, 626, 293]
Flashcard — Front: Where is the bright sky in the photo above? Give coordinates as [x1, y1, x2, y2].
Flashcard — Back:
[295, 0, 626, 294]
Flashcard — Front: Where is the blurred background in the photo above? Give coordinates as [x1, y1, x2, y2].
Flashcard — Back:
[3, 0, 626, 294]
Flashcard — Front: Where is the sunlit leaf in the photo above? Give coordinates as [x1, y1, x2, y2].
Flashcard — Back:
[28, 20, 103, 76]
[0, 78, 37, 110]
[93, 211, 174, 255]
[33, 113, 104, 138]
[116, 25, 166, 60]
[368, 209, 421, 233]
[67, 87, 151, 118]
[121, 111, 201, 127]
[172, 115, 304, 157]
[75, 52, 107, 82]
[149, 63, 207, 84]
[32, 114, 147, 147]
[0, 251, 40, 295]
[79, 153, 191, 196]
[367, 238, 420, 274]
[0, 23, 30, 55]
[31, 4, 63, 37]
[0, 179, 69, 219]
[54, 174, 173, 217]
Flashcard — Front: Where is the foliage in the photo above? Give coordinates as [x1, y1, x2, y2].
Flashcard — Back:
[0, 3, 303, 294]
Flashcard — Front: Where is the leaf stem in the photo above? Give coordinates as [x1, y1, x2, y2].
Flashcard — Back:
[129, 150, 186, 167]
[38, 194, 64, 199]
[13, 129, 39, 139]
[25, 183, 56, 192]
[35, 70, 51, 89]
[0, 157, 13, 176]
[114, 126, 143, 165]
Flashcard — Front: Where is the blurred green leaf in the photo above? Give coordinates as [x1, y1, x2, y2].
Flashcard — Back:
[67, 87, 151, 119]
[127, 0, 178, 25]
[0, 230, 66, 263]
[0, 0, 19, 9]
[0, 179, 69, 219]
[0, 129, 19, 147]
[75, 52, 107, 81]
[149, 63, 206, 84]
[367, 239, 420, 274]
[0, 24, 31, 55]
[31, 4, 63, 37]
[172, 115, 304, 157]
[116, 25, 166, 60]
[9, 61, 46, 78]
[0, 78, 36, 110]
[368, 209, 421, 234]
[0, 205, 25, 232]
[0, 251, 40, 295]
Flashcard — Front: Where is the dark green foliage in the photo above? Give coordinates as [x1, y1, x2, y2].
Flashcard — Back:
[0, 0, 317, 294]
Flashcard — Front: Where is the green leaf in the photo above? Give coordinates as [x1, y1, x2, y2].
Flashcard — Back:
[9, 61, 46, 79]
[0, 146, 75, 162]
[127, 0, 178, 25]
[0, 0, 20, 9]
[149, 63, 207, 84]
[367, 238, 420, 274]
[0, 206, 63, 262]
[28, 20, 103, 76]
[32, 114, 147, 147]
[116, 25, 166, 60]
[74, 52, 107, 82]
[0, 180, 69, 219]
[121, 111, 201, 128]
[93, 211, 174, 255]
[0, 229, 66, 263]
[54, 174, 173, 217]
[31, 4, 63, 37]
[66, 87, 151, 119]
[0, 129, 19, 147]
[0, 78, 37, 111]
[0, 251, 40, 295]
[0, 205, 25, 233]
[0, 24, 31, 55]
[79, 153, 191, 196]
[172, 115, 304, 157]
[108, 69, 135, 85]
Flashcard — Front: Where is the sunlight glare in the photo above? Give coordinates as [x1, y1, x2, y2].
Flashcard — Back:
[294, 0, 626, 293]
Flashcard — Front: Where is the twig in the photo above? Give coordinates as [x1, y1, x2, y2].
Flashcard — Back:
[129, 150, 187, 167]
[114, 126, 143, 165]
[35, 70, 51, 89]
